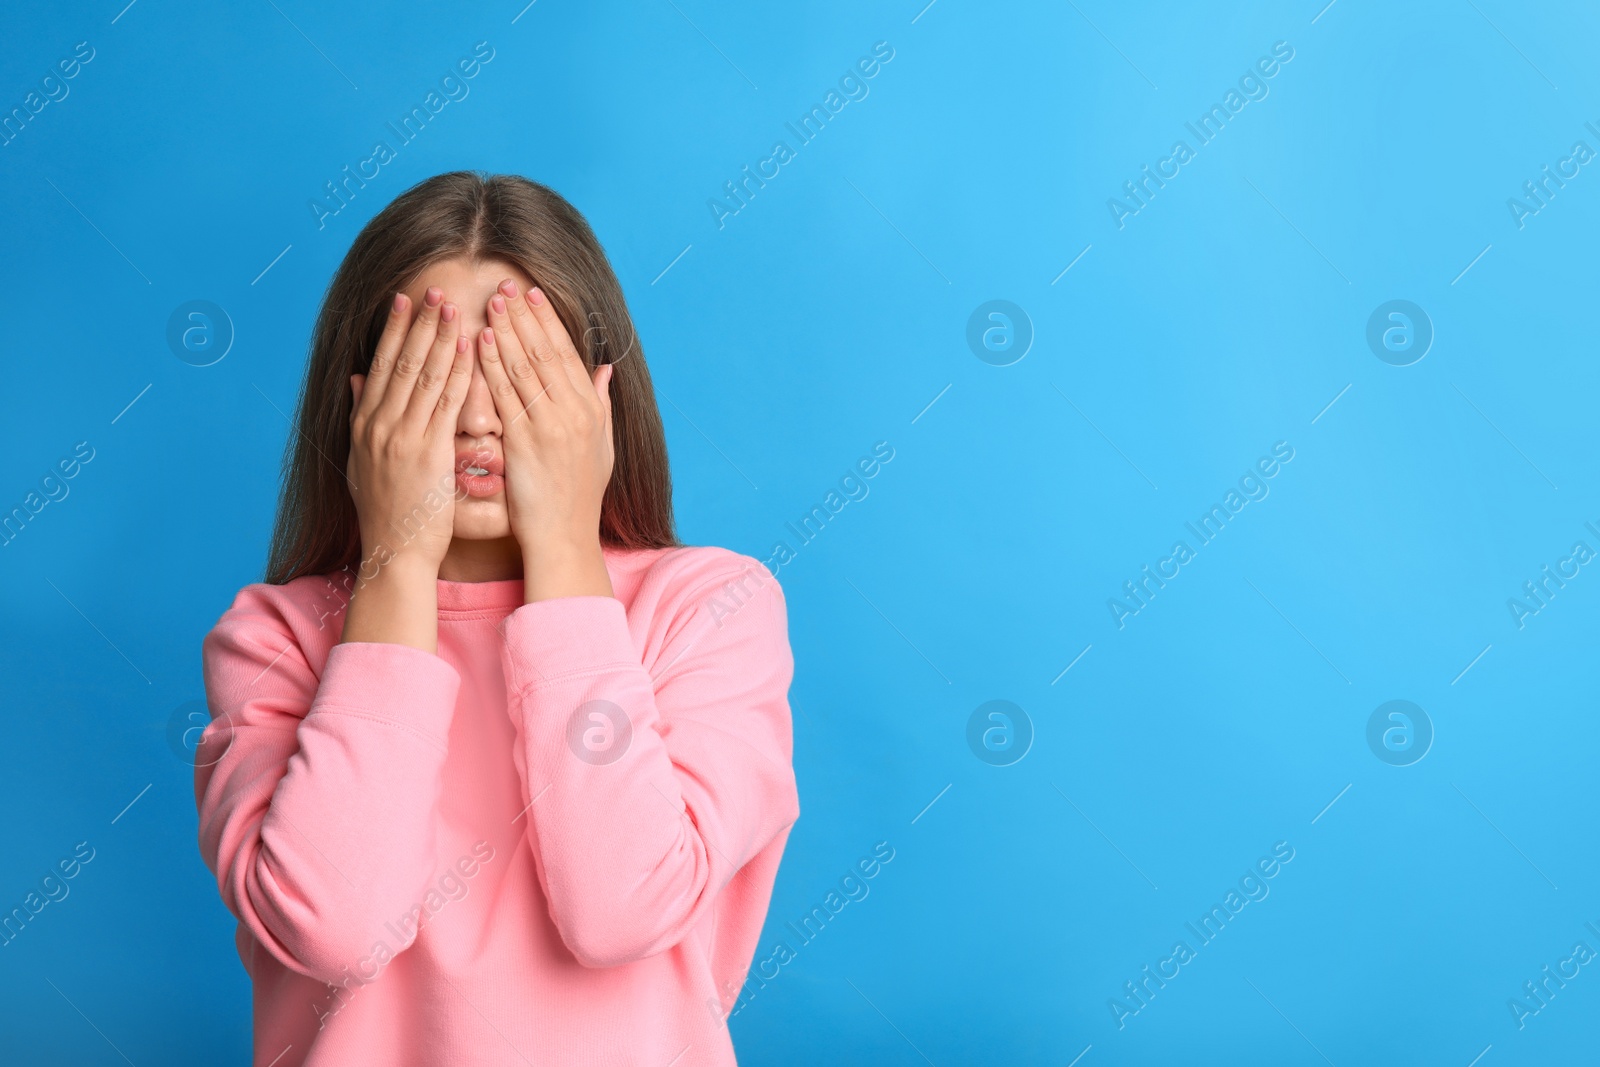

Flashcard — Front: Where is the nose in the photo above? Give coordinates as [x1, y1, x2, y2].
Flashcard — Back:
[457, 346, 501, 439]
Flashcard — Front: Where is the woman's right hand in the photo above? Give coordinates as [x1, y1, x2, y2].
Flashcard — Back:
[340, 287, 472, 652]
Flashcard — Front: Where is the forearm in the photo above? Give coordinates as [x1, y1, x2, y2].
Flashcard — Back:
[198, 598, 462, 984]
[498, 564, 800, 968]
[235, 667, 456, 979]
[503, 601, 707, 966]
[342, 558, 439, 652]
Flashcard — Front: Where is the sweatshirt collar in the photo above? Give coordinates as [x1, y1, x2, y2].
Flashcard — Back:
[435, 577, 526, 616]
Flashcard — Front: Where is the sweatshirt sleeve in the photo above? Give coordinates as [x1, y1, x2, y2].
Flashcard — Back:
[499, 555, 801, 969]
[194, 586, 461, 985]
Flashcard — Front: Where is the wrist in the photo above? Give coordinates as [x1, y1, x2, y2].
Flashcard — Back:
[354, 549, 437, 594]
[521, 534, 612, 603]
[343, 553, 440, 653]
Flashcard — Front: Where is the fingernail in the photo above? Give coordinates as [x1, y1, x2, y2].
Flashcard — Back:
[425, 287, 443, 307]
[457, 336, 469, 353]
[482, 326, 495, 344]
[529, 287, 545, 306]
[392, 292, 406, 312]
[490, 295, 505, 314]
[499, 279, 518, 297]
[441, 303, 457, 323]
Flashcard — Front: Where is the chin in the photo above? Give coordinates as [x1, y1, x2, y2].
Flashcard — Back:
[451, 500, 513, 540]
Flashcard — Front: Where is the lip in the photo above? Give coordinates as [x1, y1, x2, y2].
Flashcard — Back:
[455, 448, 504, 499]
[455, 449, 504, 476]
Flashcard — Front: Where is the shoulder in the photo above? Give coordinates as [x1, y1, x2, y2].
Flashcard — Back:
[617, 544, 784, 609]
[202, 572, 350, 670]
[610, 544, 789, 651]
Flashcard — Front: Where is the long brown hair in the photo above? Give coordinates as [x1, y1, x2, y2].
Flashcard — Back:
[264, 171, 678, 585]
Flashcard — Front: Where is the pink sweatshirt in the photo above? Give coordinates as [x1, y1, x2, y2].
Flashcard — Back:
[194, 545, 800, 1066]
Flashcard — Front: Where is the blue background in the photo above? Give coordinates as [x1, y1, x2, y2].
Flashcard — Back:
[2, 0, 1596, 1063]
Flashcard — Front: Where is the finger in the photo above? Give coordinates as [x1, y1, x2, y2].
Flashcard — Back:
[349, 374, 366, 415]
[428, 334, 474, 435]
[525, 286, 595, 399]
[359, 292, 411, 417]
[476, 324, 531, 425]
[377, 285, 443, 420]
[403, 300, 462, 428]
[484, 291, 554, 417]
[497, 279, 577, 405]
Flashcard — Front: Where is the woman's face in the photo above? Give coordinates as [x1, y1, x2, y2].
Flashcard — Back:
[397, 256, 535, 542]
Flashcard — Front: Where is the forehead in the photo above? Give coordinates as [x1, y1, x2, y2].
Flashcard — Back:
[403, 256, 535, 304]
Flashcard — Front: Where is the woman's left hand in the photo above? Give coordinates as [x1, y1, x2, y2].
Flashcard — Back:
[477, 278, 616, 601]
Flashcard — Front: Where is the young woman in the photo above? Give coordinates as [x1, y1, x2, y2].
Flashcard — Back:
[194, 172, 800, 1066]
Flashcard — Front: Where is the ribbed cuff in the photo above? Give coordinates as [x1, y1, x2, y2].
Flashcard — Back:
[501, 596, 639, 693]
[309, 641, 462, 747]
